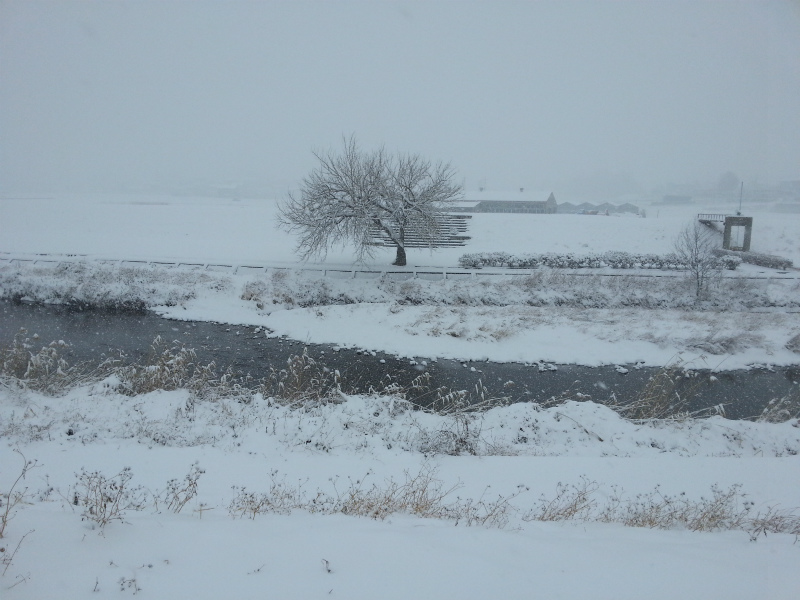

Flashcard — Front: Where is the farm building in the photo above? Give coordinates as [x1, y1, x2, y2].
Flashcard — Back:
[553, 201, 641, 214]
[453, 190, 558, 213]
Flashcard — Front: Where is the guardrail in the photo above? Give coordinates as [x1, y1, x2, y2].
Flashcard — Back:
[367, 214, 472, 248]
[0, 253, 484, 280]
[697, 213, 729, 223]
[1, 252, 796, 281]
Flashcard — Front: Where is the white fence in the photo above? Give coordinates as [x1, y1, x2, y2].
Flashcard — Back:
[1, 253, 796, 281]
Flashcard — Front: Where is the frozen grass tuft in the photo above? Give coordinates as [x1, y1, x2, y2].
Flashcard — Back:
[1, 450, 37, 540]
[74, 467, 149, 529]
[228, 465, 523, 528]
[525, 480, 800, 537]
[226, 466, 800, 538]
[160, 462, 204, 514]
[607, 359, 711, 421]
[755, 387, 800, 423]
[265, 348, 344, 406]
[114, 336, 217, 397]
[0, 329, 119, 395]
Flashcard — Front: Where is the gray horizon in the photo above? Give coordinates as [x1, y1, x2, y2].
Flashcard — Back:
[1, 0, 799, 197]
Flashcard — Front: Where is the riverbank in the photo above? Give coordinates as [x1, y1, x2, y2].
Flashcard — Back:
[2, 368, 799, 600]
[2, 259, 799, 370]
[2, 196, 800, 599]
[3, 301, 799, 420]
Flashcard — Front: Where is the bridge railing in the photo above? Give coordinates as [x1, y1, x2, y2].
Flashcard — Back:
[367, 214, 472, 248]
[697, 213, 729, 222]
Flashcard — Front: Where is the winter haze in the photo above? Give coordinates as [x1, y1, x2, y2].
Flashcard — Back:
[1, 0, 799, 195]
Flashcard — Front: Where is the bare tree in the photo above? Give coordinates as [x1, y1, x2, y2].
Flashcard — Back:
[278, 137, 462, 266]
[673, 221, 721, 299]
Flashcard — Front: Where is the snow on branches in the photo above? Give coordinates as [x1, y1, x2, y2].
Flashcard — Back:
[278, 136, 462, 266]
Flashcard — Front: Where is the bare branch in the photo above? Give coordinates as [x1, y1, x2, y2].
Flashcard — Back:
[278, 136, 462, 266]
[673, 222, 722, 299]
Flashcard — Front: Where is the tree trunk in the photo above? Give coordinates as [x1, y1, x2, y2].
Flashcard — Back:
[393, 245, 407, 266]
[392, 225, 407, 266]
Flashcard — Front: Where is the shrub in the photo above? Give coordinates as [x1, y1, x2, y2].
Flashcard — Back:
[458, 250, 740, 271]
[715, 249, 792, 270]
[74, 467, 148, 528]
[161, 463, 204, 514]
[1, 451, 37, 539]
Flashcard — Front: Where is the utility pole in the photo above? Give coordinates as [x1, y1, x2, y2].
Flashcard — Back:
[737, 181, 743, 215]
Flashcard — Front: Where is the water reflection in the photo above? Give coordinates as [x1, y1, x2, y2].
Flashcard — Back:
[1, 301, 797, 420]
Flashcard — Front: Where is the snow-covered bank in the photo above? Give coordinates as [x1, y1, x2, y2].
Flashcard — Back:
[1, 386, 799, 599]
[4, 386, 800, 458]
[241, 303, 800, 368]
[2, 193, 798, 368]
[2, 260, 798, 368]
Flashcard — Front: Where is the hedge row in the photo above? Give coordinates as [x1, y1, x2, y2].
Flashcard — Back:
[715, 249, 792, 270]
[458, 251, 742, 271]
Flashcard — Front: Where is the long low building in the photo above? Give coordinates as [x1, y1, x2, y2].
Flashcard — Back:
[453, 190, 558, 213]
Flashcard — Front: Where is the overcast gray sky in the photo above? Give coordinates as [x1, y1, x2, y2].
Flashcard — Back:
[1, 0, 799, 196]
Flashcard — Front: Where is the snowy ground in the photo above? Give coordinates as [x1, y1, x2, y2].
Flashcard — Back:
[1, 193, 799, 267]
[1, 385, 799, 599]
[1, 194, 799, 368]
[1, 193, 799, 598]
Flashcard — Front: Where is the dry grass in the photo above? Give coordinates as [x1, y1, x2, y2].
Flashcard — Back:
[599, 484, 751, 532]
[72, 465, 206, 528]
[415, 412, 482, 456]
[755, 388, 800, 423]
[748, 506, 800, 540]
[228, 467, 460, 521]
[264, 348, 344, 406]
[523, 479, 800, 538]
[227, 469, 800, 538]
[228, 472, 309, 519]
[160, 463, 204, 514]
[0, 329, 119, 395]
[526, 477, 599, 522]
[74, 467, 148, 529]
[1, 450, 37, 540]
[332, 467, 458, 520]
[608, 359, 708, 421]
[115, 336, 216, 396]
[228, 465, 523, 528]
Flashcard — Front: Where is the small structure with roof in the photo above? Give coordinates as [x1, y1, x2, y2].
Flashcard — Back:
[697, 213, 753, 252]
[453, 190, 558, 213]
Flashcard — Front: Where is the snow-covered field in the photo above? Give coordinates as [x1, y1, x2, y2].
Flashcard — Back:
[1, 193, 799, 598]
[1, 194, 799, 368]
[1, 193, 799, 267]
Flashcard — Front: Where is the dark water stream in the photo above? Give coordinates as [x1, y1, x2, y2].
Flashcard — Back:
[1, 301, 798, 420]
